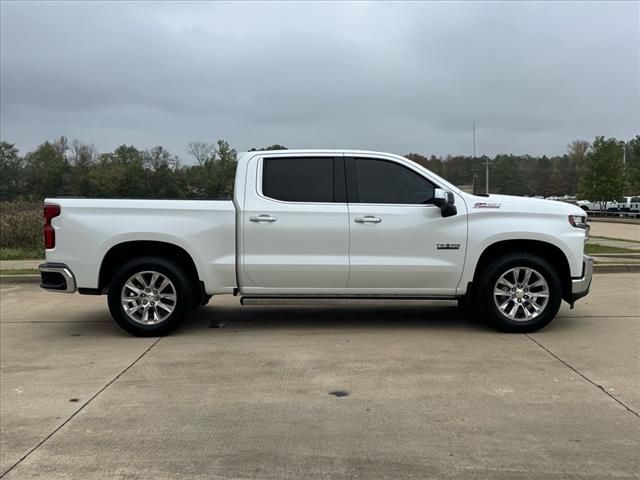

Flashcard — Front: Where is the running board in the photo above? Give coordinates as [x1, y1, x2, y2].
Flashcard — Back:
[240, 296, 458, 306]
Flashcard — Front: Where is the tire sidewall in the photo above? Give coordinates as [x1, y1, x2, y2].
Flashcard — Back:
[480, 254, 562, 333]
[108, 256, 193, 336]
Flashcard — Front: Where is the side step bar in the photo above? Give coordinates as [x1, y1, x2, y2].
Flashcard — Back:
[240, 296, 458, 306]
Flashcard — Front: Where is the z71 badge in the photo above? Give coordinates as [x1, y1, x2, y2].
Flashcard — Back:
[437, 243, 461, 250]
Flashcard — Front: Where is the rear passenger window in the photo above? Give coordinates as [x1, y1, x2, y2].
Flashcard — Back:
[353, 158, 435, 204]
[262, 157, 334, 202]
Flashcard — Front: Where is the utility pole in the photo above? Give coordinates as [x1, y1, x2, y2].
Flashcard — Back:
[474, 123, 490, 193]
[473, 123, 476, 159]
[622, 143, 627, 196]
[484, 157, 490, 194]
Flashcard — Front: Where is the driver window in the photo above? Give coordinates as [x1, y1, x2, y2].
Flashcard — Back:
[354, 158, 435, 204]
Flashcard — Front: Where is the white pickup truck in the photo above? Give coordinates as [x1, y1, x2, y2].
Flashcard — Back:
[39, 149, 593, 336]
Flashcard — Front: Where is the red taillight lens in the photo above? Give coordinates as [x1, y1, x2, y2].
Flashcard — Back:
[44, 204, 61, 249]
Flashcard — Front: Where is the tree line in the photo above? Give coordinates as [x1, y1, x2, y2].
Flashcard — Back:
[0, 135, 638, 202]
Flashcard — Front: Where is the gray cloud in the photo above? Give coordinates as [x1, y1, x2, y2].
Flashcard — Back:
[1, 1, 638, 159]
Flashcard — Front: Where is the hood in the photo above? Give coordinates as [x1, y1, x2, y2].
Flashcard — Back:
[465, 194, 586, 216]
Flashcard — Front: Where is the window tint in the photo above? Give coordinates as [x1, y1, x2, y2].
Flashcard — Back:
[262, 157, 334, 202]
[353, 158, 435, 204]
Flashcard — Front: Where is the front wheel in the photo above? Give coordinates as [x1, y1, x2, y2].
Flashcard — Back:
[108, 256, 193, 336]
[479, 253, 563, 333]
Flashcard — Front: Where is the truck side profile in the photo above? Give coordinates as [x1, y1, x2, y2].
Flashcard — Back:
[39, 150, 593, 336]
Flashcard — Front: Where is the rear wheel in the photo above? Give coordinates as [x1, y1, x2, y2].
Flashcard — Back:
[479, 253, 562, 333]
[108, 256, 193, 336]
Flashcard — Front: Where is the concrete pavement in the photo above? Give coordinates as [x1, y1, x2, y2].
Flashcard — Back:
[1, 274, 639, 479]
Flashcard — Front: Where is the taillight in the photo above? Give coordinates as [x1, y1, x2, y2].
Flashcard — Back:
[44, 204, 61, 249]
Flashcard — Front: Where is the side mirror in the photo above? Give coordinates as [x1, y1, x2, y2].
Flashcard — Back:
[433, 188, 457, 217]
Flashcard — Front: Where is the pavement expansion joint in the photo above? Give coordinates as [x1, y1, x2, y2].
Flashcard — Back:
[0, 337, 164, 478]
[524, 334, 639, 419]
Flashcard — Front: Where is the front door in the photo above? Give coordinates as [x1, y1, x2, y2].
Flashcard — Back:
[346, 157, 467, 295]
[240, 155, 349, 294]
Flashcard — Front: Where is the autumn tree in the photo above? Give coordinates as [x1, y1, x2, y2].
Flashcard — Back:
[567, 139, 590, 184]
[187, 141, 216, 166]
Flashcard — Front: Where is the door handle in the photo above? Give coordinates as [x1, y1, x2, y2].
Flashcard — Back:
[354, 216, 382, 224]
[249, 214, 277, 223]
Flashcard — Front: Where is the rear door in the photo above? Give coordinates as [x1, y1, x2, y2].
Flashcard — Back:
[240, 154, 349, 294]
[346, 156, 467, 295]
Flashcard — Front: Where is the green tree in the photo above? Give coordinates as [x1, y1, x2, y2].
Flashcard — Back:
[0, 141, 24, 201]
[624, 135, 640, 195]
[143, 146, 184, 198]
[249, 144, 288, 151]
[185, 139, 237, 198]
[211, 139, 237, 198]
[24, 141, 70, 199]
[579, 136, 625, 208]
[491, 155, 524, 195]
[88, 145, 145, 197]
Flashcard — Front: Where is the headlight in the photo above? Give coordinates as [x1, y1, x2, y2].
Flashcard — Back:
[569, 215, 589, 240]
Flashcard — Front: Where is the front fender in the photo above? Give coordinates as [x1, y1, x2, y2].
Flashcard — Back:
[457, 212, 585, 293]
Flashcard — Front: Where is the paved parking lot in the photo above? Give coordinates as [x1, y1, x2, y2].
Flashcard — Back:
[1, 274, 639, 479]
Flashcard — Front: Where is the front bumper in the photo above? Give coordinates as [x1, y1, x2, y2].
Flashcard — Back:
[569, 255, 593, 305]
[38, 262, 76, 293]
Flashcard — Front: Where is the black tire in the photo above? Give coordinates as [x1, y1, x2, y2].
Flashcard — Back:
[107, 256, 194, 336]
[478, 253, 562, 333]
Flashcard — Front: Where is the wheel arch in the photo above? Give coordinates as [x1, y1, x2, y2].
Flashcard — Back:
[472, 239, 572, 302]
[98, 241, 204, 301]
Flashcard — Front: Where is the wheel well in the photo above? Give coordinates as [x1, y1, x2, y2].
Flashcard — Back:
[98, 241, 202, 299]
[473, 240, 572, 299]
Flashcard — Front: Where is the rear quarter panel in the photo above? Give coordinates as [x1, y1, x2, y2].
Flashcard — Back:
[44, 199, 236, 294]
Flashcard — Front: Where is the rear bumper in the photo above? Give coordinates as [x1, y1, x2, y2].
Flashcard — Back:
[569, 255, 593, 304]
[38, 262, 76, 293]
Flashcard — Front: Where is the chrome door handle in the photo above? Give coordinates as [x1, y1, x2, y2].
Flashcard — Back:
[249, 214, 277, 223]
[354, 216, 382, 224]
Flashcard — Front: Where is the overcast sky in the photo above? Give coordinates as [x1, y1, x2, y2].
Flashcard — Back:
[1, 1, 638, 160]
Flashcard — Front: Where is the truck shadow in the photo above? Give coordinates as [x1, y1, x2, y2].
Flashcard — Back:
[33, 300, 582, 338]
[183, 301, 490, 334]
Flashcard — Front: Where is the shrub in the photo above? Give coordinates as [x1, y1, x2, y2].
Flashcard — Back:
[0, 202, 43, 258]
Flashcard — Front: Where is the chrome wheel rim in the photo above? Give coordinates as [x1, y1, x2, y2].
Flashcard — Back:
[120, 271, 177, 325]
[493, 267, 549, 322]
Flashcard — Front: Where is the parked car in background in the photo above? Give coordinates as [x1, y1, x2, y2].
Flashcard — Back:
[577, 197, 640, 213]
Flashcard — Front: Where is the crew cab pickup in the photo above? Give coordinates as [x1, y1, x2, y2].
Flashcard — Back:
[39, 150, 593, 336]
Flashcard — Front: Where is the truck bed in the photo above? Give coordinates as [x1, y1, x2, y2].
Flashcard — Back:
[45, 198, 237, 294]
